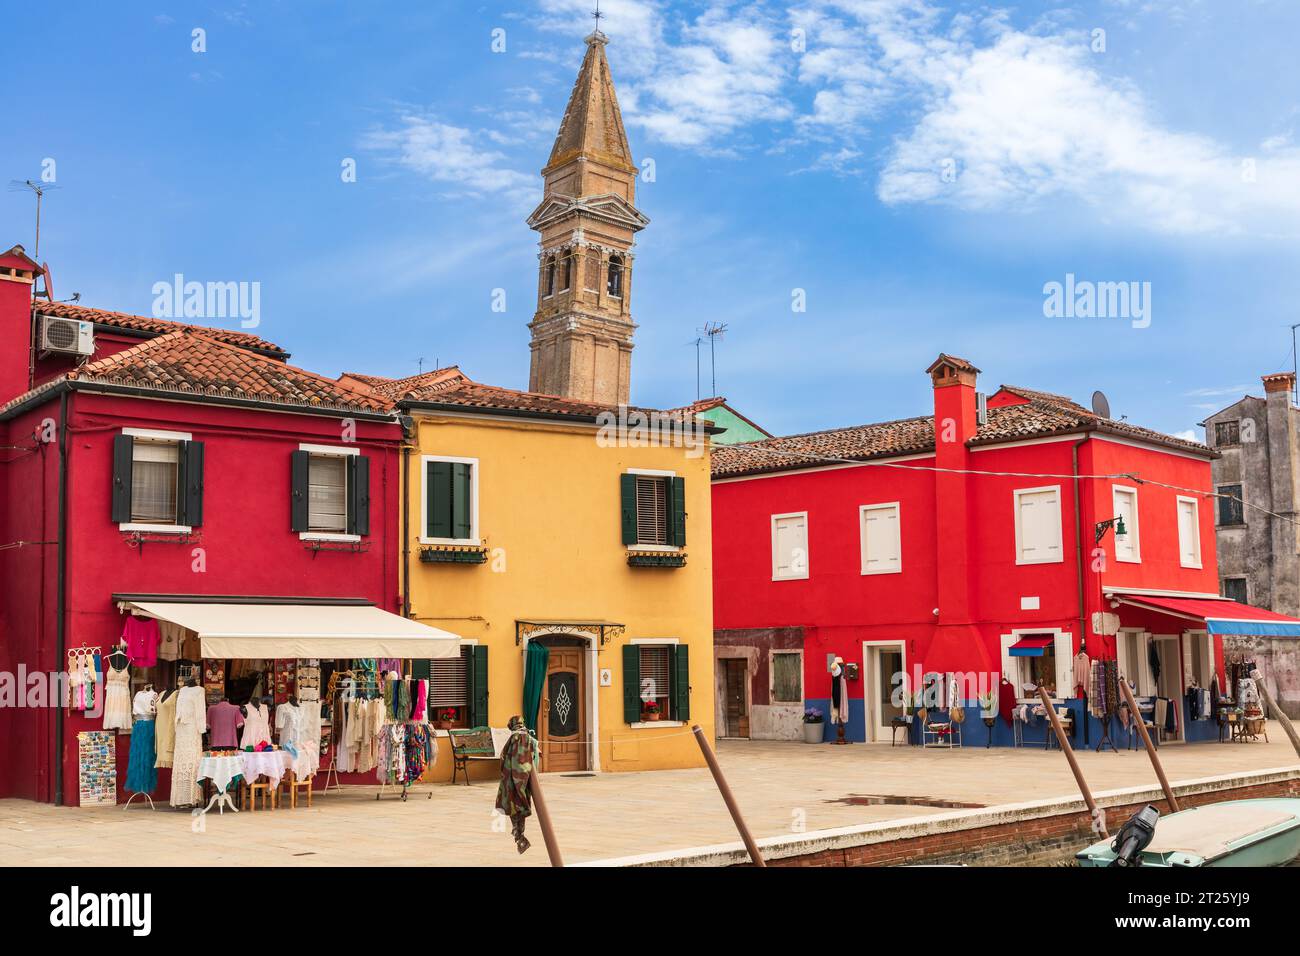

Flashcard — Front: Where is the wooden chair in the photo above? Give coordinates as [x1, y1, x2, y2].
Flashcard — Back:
[242, 778, 277, 811]
[280, 771, 313, 808]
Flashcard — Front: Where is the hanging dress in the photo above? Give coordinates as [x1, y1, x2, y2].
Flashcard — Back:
[154, 691, 178, 768]
[241, 702, 272, 749]
[169, 685, 206, 807]
[103, 665, 133, 731]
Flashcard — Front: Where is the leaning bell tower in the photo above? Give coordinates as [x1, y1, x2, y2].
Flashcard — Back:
[526, 26, 647, 406]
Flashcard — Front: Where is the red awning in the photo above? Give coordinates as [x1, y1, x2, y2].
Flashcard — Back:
[1008, 636, 1054, 657]
[1109, 593, 1300, 638]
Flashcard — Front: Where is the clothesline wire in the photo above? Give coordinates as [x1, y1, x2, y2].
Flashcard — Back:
[726, 442, 1300, 530]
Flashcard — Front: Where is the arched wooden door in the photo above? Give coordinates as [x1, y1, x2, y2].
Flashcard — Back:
[539, 638, 587, 772]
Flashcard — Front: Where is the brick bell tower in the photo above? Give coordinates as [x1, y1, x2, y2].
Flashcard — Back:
[526, 27, 648, 406]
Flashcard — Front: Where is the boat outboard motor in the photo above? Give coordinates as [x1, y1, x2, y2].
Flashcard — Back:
[1109, 804, 1160, 867]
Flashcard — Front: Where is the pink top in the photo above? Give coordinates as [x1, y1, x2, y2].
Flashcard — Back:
[206, 701, 245, 748]
[122, 616, 161, 668]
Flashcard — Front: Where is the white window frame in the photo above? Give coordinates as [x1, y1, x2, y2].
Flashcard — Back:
[420, 455, 480, 546]
[769, 649, 804, 705]
[999, 628, 1073, 702]
[1176, 495, 1202, 569]
[1013, 485, 1064, 566]
[299, 442, 361, 543]
[859, 501, 902, 576]
[771, 511, 809, 581]
[118, 428, 194, 534]
[626, 467, 681, 552]
[1111, 484, 1140, 564]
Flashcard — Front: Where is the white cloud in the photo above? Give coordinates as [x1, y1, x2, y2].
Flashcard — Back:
[360, 116, 537, 205]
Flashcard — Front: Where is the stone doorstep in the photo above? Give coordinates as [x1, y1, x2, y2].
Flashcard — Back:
[576, 764, 1300, 868]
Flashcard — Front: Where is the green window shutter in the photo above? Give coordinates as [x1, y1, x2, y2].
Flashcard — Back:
[427, 460, 452, 538]
[467, 645, 489, 727]
[410, 658, 431, 680]
[670, 476, 686, 547]
[620, 473, 638, 545]
[622, 643, 641, 723]
[452, 462, 472, 539]
[111, 434, 134, 522]
[290, 450, 310, 531]
[179, 440, 205, 528]
[347, 454, 371, 535]
[672, 644, 690, 721]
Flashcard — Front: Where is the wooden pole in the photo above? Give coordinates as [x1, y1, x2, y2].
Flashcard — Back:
[527, 768, 564, 868]
[1251, 669, 1300, 760]
[1036, 687, 1108, 838]
[691, 724, 766, 866]
[1118, 676, 1181, 813]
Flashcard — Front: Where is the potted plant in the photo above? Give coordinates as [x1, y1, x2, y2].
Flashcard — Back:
[641, 700, 661, 722]
[434, 708, 458, 730]
[802, 707, 825, 744]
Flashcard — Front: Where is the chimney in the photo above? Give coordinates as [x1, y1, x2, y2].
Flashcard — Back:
[0, 245, 40, 405]
[927, 354, 981, 630]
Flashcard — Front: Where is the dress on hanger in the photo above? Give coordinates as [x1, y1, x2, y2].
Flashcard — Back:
[169, 685, 206, 807]
[103, 666, 133, 732]
[241, 702, 272, 749]
[154, 691, 178, 768]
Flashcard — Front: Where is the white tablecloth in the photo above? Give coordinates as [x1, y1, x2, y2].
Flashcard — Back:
[196, 755, 246, 793]
[240, 749, 293, 785]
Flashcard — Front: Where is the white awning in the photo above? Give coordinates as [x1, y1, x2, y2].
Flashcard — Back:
[120, 601, 462, 659]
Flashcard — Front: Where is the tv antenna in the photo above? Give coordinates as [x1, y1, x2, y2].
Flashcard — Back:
[8, 179, 59, 259]
[703, 322, 727, 397]
[686, 336, 704, 401]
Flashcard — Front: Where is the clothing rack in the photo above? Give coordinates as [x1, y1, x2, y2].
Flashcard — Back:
[375, 719, 435, 803]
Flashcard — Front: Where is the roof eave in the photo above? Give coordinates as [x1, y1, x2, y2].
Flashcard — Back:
[400, 398, 726, 435]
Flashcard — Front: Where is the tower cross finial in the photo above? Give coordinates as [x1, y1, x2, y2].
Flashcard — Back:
[592, 0, 603, 30]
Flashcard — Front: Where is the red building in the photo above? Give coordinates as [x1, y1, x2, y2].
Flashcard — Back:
[0, 245, 446, 805]
[711, 354, 1300, 746]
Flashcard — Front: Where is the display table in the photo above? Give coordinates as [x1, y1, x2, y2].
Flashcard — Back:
[240, 749, 293, 786]
[196, 754, 245, 815]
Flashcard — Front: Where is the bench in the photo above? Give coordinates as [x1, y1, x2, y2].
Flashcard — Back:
[447, 726, 510, 785]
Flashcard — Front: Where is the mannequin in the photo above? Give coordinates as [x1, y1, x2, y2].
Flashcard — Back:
[169, 678, 206, 808]
[154, 682, 179, 769]
[830, 658, 850, 745]
[206, 695, 244, 752]
[241, 695, 272, 750]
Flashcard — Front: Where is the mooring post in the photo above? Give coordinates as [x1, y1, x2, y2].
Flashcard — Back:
[1118, 676, 1181, 813]
[691, 724, 766, 867]
[1037, 686, 1108, 838]
[527, 768, 564, 868]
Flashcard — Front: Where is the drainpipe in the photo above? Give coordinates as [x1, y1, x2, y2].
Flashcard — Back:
[1072, 435, 1090, 747]
[54, 390, 69, 805]
[400, 415, 414, 618]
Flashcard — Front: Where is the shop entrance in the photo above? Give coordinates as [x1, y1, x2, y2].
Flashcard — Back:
[539, 637, 588, 772]
[1152, 634, 1185, 743]
[865, 641, 905, 742]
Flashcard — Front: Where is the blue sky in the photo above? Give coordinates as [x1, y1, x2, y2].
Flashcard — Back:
[3, 1, 1300, 440]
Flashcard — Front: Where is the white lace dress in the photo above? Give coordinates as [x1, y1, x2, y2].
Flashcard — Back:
[103, 667, 133, 731]
[169, 686, 206, 807]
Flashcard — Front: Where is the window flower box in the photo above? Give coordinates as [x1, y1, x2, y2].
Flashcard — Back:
[627, 551, 686, 568]
[420, 545, 488, 565]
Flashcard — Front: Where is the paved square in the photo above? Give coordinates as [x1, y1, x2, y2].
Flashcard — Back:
[1, 738, 1295, 866]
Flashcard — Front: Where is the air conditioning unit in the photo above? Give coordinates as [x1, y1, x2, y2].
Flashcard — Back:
[40, 315, 95, 356]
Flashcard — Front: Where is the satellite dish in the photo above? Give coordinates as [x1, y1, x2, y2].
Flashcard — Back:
[1091, 390, 1111, 419]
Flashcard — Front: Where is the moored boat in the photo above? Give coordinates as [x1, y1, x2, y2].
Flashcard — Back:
[1077, 799, 1300, 867]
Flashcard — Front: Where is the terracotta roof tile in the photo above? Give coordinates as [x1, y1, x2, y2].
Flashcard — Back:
[712, 386, 1211, 479]
[34, 300, 288, 357]
[349, 366, 470, 399]
[400, 379, 668, 421]
[27, 331, 391, 415]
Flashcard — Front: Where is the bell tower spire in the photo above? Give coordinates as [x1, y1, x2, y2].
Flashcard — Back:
[526, 26, 647, 406]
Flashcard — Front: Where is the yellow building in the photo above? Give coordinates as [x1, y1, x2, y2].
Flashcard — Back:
[344, 29, 717, 778]
[393, 383, 716, 776]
